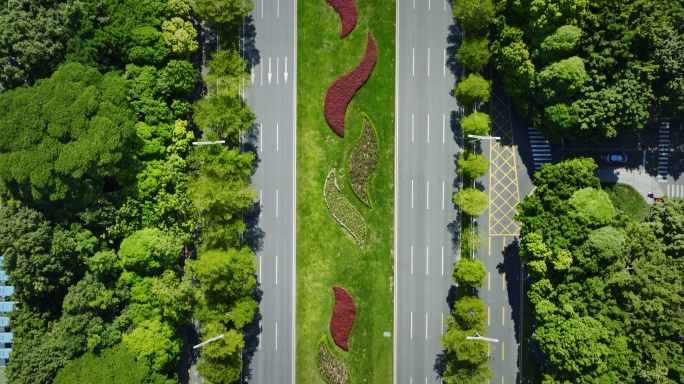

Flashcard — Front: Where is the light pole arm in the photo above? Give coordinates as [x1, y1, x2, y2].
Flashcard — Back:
[192, 140, 226, 146]
[193, 334, 225, 349]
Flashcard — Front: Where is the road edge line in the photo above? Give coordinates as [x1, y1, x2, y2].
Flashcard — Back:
[393, 0, 399, 383]
[292, 0, 298, 382]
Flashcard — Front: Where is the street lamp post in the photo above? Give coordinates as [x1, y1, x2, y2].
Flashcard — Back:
[465, 332, 499, 343]
[193, 334, 225, 349]
[192, 140, 225, 146]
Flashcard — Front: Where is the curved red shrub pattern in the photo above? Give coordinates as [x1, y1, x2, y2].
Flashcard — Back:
[330, 286, 357, 351]
[324, 31, 378, 138]
[326, 0, 358, 39]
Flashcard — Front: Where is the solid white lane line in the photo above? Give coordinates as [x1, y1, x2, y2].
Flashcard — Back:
[276, 189, 279, 218]
[442, 114, 445, 143]
[428, 0, 431, 10]
[427, 114, 430, 143]
[275, 322, 278, 350]
[426, 246, 429, 275]
[276, 123, 279, 151]
[411, 180, 414, 208]
[275, 255, 278, 285]
[411, 246, 414, 274]
[413, 0, 415, 9]
[412, 113, 414, 142]
[442, 181, 444, 210]
[412, 47, 415, 76]
[444, 0, 446, 11]
[268, 57, 272, 84]
[426, 181, 429, 210]
[441, 246, 444, 276]
[410, 311, 413, 340]
[277, 0, 279, 18]
[443, 48, 446, 76]
[427, 48, 430, 77]
[277, 57, 279, 85]
[425, 313, 428, 340]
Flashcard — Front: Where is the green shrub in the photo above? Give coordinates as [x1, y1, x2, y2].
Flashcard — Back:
[324, 170, 367, 249]
[349, 115, 379, 206]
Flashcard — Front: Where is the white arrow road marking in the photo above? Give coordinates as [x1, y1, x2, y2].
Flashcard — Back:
[284, 56, 288, 83]
[268, 57, 272, 84]
[251, 61, 255, 84]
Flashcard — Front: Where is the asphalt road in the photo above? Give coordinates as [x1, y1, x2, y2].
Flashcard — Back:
[395, 1, 460, 382]
[242, 0, 296, 382]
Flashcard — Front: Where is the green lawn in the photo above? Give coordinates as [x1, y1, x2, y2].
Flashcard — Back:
[296, 0, 395, 382]
[602, 182, 651, 223]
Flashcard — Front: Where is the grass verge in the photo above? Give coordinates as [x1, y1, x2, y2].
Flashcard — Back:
[602, 182, 651, 223]
[297, 0, 395, 382]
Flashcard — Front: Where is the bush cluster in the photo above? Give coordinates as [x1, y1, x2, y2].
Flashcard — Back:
[324, 170, 367, 249]
[325, 0, 358, 38]
[349, 116, 379, 206]
[330, 286, 357, 351]
[324, 31, 378, 137]
[317, 342, 350, 384]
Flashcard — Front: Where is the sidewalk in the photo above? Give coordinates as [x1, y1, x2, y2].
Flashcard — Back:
[594, 168, 663, 201]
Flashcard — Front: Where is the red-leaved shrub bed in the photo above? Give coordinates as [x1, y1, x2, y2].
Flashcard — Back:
[349, 115, 379, 206]
[324, 31, 378, 138]
[326, 0, 358, 39]
[330, 286, 357, 351]
[318, 341, 350, 384]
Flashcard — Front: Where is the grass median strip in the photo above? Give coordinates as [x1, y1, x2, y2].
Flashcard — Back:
[297, 0, 395, 382]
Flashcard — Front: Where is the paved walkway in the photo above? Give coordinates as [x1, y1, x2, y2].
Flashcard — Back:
[595, 168, 663, 200]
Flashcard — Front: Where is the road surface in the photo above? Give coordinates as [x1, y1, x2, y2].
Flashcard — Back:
[243, 0, 296, 382]
[395, 0, 459, 382]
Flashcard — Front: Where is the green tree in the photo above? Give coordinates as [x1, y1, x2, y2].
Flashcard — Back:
[6, 335, 66, 384]
[452, 296, 486, 329]
[0, 0, 67, 89]
[491, 25, 535, 100]
[457, 152, 489, 179]
[123, 319, 181, 373]
[452, 259, 487, 290]
[152, 270, 196, 329]
[193, 0, 254, 27]
[187, 146, 256, 249]
[205, 49, 250, 98]
[456, 37, 491, 73]
[191, 247, 257, 311]
[460, 112, 490, 137]
[127, 26, 170, 66]
[535, 56, 587, 104]
[453, 188, 488, 217]
[54, 343, 174, 384]
[455, 73, 491, 110]
[162, 17, 199, 57]
[452, 0, 495, 36]
[192, 94, 255, 140]
[196, 325, 244, 384]
[162, 60, 197, 95]
[540, 25, 583, 64]
[568, 187, 615, 228]
[118, 228, 180, 276]
[0, 62, 137, 211]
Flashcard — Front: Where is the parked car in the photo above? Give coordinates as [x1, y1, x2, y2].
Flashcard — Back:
[606, 154, 628, 163]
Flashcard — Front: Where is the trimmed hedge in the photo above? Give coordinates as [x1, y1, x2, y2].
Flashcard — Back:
[325, 0, 358, 39]
[324, 31, 378, 137]
[324, 169, 366, 249]
[317, 341, 350, 384]
[330, 286, 357, 351]
[349, 115, 379, 207]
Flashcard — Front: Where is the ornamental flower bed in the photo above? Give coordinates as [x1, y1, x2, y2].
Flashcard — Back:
[317, 342, 350, 384]
[324, 169, 366, 249]
[330, 286, 357, 351]
[324, 31, 378, 138]
[349, 115, 379, 206]
[326, 0, 358, 39]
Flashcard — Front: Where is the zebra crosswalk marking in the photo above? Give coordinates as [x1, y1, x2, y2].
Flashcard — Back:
[528, 127, 552, 171]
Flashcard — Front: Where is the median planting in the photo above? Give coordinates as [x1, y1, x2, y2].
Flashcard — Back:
[317, 341, 350, 384]
[325, 0, 358, 39]
[330, 286, 357, 351]
[324, 31, 378, 137]
[349, 115, 379, 206]
[324, 169, 366, 249]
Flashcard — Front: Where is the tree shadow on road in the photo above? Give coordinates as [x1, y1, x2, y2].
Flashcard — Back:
[446, 19, 464, 83]
[241, 283, 264, 383]
[241, 15, 261, 71]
